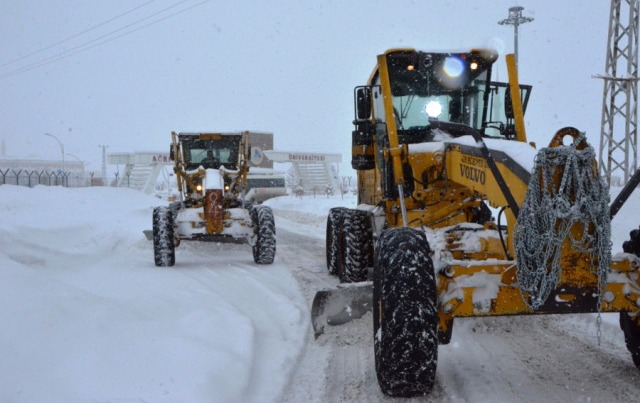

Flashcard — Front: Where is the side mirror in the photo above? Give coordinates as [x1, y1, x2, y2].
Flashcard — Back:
[169, 145, 174, 161]
[355, 86, 372, 121]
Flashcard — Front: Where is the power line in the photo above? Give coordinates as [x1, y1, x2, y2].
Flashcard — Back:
[0, 0, 193, 78]
[0, 0, 211, 81]
[0, 0, 158, 68]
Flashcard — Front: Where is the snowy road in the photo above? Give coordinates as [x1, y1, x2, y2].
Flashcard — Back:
[271, 199, 640, 402]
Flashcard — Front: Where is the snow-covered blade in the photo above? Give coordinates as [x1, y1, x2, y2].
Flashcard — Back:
[311, 282, 373, 338]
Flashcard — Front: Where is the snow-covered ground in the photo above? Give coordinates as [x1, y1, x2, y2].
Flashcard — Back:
[1, 184, 640, 402]
[0, 186, 316, 402]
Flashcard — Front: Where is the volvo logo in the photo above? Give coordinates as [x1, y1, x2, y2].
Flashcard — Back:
[460, 164, 486, 185]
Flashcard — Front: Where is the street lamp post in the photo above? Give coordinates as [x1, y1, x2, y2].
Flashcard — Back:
[66, 152, 85, 186]
[498, 6, 534, 69]
[44, 132, 65, 173]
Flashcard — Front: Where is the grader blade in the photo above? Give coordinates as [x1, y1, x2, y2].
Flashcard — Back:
[311, 282, 373, 338]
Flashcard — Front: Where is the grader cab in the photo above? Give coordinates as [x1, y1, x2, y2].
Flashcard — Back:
[312, 48, 640, 397]
[151, 131, 276, 267]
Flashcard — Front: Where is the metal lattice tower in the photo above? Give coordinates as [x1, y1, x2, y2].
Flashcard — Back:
[598, 0, 640, 187]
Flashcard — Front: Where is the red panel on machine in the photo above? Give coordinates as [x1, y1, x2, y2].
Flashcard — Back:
[205, 189, 224, 233]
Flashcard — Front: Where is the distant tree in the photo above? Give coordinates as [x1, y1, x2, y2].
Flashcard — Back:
[285, 166, 302, 190]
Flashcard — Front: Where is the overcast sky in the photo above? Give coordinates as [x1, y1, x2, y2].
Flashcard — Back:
[0, 0, 611, 176]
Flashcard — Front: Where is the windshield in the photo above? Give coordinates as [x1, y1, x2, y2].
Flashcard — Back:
[392, 81, 487, 130]
[183, 137, 241, 168]
[386, 51, 491, 132]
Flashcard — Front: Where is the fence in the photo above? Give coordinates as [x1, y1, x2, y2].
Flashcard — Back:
[0, 169, 112, 188]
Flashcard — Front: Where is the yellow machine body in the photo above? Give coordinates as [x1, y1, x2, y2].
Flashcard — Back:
[353, 50, 640, 331]
[313, 48, 640, 397]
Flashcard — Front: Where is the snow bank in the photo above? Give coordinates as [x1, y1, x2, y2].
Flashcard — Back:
[0, 185, 308, 403]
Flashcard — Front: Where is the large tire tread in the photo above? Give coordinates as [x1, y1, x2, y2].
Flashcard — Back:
[252, 205, 276, 264]
[153, 206, 176, 267]
[373, 227, 438, 397]
[326, 207, 348, 276]
[341, 209, 373, 283]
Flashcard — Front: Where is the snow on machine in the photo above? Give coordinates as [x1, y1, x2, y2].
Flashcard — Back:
[311, 48, 640, 397]
[150, 131, 276, 266]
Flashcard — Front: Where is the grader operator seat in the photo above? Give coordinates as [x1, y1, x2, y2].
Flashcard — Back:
[201, 149, 220, 168]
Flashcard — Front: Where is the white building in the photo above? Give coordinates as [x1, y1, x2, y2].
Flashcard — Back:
[263, 151, 342, 194]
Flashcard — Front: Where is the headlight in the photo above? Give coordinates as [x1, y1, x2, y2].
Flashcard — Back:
[196, 184, 203, 192]
[443, 56, 464, 77]
[426, 101, 442, 118]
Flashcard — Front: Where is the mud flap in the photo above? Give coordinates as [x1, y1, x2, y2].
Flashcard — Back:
[143, 230, 153, 241]
[311, 282, 373, 339]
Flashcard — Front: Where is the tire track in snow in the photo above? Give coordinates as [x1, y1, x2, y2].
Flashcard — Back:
[163, 238, 310, 403]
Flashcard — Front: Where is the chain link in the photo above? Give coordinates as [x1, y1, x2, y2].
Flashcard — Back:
[515, 133, 611, 311]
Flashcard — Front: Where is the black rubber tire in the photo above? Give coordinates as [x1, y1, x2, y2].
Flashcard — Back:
[340, 209, 373, 283]
[326, 207, 348, 276]
[373, 227, 438, 397]
[621, 226, 640, 369]
[251, 205, 276, 264]
[153, 206, 175, 267]
[620, 313, 640, 368]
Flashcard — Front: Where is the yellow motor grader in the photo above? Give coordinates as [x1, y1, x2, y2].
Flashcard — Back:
[150, 131, 276, 267]
[311, 48, 640, 397]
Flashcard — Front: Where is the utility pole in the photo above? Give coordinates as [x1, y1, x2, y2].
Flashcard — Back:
[98, 144, 108, 185]
[498, 6, 534, 69]
[598, 0, 640, 187]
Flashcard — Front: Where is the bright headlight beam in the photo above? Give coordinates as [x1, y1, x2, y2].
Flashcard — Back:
[426, 101, 443, 118]
[443, 57, 465, 77]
